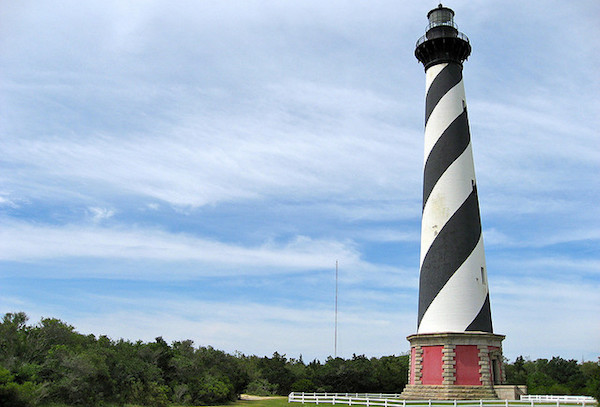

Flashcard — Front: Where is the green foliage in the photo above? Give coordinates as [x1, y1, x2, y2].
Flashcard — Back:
[373, 355, 410, 393]
[256, 352, 297, 395]
[505, 355, 600, 399]
[0, 366, 47, 407]
[581, 360, 600, 401]
[245, 378, 279, 396]
[193, 374, 234, 405]
[3, 312, 599, 407]
[291, 378, 315, 392]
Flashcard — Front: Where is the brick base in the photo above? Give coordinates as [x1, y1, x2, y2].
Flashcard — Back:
[402, 332, 505, 400]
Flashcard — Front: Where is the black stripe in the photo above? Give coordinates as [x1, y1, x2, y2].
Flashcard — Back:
[425, 63, 463, 125]
[422, 110, 470, 209]
[418, 186, 482, 328]
[466, 293, 493, 332]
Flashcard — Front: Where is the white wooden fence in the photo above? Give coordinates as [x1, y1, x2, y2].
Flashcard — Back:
[288, 392, 598, 407]
[521, 396, 597, 403]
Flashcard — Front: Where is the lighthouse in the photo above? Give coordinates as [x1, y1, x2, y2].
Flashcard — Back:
[401, 5, 505, 400]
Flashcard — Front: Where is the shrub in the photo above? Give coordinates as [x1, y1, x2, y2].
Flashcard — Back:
[291, 378, 315, 392]
[245, 378, 279, 396]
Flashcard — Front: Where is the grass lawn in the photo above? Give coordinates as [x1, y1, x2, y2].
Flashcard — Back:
[190, 396, 289, 407]
[38, 397, 598, 407]
[38, 396, 290, 407]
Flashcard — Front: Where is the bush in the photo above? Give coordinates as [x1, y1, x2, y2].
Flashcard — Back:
[291, 378, 315, 392]
[0, 368, 41, 407]
[192, 375, 234, 405]
[245, 378, 279, 396]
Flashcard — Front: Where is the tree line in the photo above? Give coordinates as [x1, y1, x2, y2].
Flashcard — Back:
[1, 312, 598, 406]
[504, 356, 599, 399]
[0, 312, 408, 406]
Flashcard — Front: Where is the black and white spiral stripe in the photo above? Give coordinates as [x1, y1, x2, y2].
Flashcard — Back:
[417, 62, 493, 334]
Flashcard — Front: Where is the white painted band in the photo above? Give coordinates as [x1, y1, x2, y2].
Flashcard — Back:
[418, 236, 488, 333]
[423, 82, 466, 161]
[420, 144, 477, 266]
[425, 63, 447, 92]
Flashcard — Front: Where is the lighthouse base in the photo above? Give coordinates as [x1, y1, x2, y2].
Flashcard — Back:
[401, 332, 505, 400]
[400, 384, 498, 400]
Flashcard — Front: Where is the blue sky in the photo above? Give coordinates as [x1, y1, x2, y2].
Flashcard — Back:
[1, 0, 598, 363]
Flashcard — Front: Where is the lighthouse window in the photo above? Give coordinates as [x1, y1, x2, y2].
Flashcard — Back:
[481, 267, 486, 285]
[429, 9, 454, 26]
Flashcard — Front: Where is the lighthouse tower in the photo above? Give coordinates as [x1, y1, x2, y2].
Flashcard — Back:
[401, 5, 505, 400]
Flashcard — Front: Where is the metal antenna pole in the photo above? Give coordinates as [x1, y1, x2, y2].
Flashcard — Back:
[335, 260, 338, 358]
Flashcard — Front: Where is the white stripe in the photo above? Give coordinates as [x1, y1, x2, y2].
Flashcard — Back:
[420, 144, 477, 266]
[424, 80, 466, 161]
[418, 236, 488, 334]
[425, 63, 447, 94]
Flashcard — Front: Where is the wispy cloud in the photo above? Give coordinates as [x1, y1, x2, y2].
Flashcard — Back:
[484, 227, 600, 249]
[493, 276, 600, 360]
[63, 296, 415, 360]
[3, 80, 420, 209]
[1, 0, 598, 361]
[0, 195, 20, 208]
[0, 218, 414, 288]
[0, 219, 355, 271]
[88, 207, 115, 223]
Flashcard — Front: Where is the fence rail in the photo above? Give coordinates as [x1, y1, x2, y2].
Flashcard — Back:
[521, 397, 597, 403]
[288, 392, 598, 407]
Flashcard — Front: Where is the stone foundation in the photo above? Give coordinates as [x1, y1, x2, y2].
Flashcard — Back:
[400, 384, 498, 400]
[401, 332, 505, 400]
[494, 385, 528, 400]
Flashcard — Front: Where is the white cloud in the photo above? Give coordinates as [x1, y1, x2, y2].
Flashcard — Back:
[493, 277, 600, 360]
[0, 0, 598, 363]
[66, 297, 415, 360]
[499, 257, 600, 276]
[0, 196, 17, 208]
[2, 79, 420, 209]
[357, 228, 420, 243]
[0, 219, 413, 287]
[0, 193, 26, 208]
[88, 207, 115, 223]
[484, 226, 600, 250]
[0, 219, 351, 270]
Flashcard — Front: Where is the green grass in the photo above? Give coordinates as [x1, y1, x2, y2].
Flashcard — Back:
[184, 396, 289, 407]
[39, 397, 595, 407]
[36, 396, 289, 407]
[146, 396, 288, 407]
[204, 396, 289, 407]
